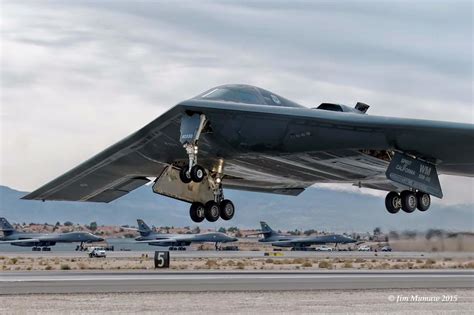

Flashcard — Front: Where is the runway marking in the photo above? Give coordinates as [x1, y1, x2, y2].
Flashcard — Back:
[3, 273, 472, 282]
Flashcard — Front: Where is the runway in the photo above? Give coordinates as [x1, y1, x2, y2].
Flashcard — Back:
[1, 250, 472, 259]
[1, 270, 472, 294]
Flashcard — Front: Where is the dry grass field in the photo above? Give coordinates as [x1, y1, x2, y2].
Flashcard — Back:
[1, 255, 473, 272]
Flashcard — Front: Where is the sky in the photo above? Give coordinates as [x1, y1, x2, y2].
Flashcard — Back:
[1, 0, 473, 206]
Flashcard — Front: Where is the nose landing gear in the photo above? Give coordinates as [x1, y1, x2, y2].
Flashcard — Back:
[179, 113, 207, 185]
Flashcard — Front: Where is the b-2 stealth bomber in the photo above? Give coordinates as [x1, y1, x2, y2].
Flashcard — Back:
[23, 84, 474, 222]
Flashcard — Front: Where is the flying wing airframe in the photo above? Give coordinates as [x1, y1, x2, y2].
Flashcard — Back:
[23, 84, 474, 222]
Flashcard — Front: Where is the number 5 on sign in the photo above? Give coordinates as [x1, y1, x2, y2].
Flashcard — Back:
[154, 251, 170, 268]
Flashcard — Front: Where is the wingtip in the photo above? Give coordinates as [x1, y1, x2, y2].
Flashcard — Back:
[20, 194, 43, 201]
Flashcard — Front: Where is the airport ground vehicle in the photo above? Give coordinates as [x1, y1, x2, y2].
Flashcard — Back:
[315, 245, 333, 251]
[358, 245, 371, 251]
[381, 246, 392, 252]
[88, 247, 106, 258]
[24, 84, 474, 222]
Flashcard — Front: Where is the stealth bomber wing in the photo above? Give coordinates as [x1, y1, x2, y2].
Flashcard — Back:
[23, 84, 474, 222]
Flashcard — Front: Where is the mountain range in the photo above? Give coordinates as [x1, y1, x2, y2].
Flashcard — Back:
[0, 185, 472, 233]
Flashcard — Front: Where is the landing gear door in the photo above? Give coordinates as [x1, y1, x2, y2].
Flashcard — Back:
[385, 152, 443, 198]
[180, 113, 205, 144]
[152, 166, 214, 204]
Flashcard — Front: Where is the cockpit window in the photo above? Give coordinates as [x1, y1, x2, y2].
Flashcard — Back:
[258, 88, 303, 108]
[200, 87, 262, 105]
[196, 85, 305, 108]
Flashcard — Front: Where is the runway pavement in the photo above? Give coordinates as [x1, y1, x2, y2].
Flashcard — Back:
[1, 270, 472, 294]
[1, 250, 472, 259]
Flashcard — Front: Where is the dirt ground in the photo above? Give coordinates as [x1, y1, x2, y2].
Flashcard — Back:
[1, 289, 472, 314]
[1, 255, 473, 271]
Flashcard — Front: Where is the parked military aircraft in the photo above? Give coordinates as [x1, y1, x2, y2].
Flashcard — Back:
[132, 219, 237, 250]
[0, 217, 103, 251]
[23, 84, 474, 222]
[253, 221, 356, 250]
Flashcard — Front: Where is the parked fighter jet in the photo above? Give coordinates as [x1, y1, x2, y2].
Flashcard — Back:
[254, 221, 356, 250]
[23, 84, 474, 222]
[133, 219, 237, 250]
[0, 217, 104, 251]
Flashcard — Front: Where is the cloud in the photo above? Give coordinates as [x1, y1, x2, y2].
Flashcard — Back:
[1, 0, 472, 205]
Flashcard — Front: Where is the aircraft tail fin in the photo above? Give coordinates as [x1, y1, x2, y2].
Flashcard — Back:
[0, 217, 16, 236]
[260, 221, 278, 239]
[136, 219, 152, 236]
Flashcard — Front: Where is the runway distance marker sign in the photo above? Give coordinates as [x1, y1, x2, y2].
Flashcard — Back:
[154, 251, 170, 268]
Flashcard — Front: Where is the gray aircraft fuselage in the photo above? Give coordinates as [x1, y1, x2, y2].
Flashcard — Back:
[0, 231, 104, 247]
[264, 234, 356, 248]
[137, 232, 237, 247]
[257, 221, 355, 248]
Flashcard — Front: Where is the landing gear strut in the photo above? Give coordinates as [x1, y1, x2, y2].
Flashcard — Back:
[385, 190, 431, 214]
[179, 113, 207, 185]
[179, 113, 236, 223]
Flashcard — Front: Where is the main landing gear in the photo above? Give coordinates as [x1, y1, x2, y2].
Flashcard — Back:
[168, 246, 186, 251]
[385, 190, 431, 214]
[32, 247, 51, 251]
[188, 195, 235, 223]
[179, 113, 236, 223]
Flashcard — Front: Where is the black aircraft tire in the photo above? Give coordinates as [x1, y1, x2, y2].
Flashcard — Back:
[189, 202, 205, 223]
[190, 165, 206, 182]
[385, 191, 401, 214]
[401, 191, 417, 213]
[219, 199, 235, 220]
[205, 201, 220, 222]
[179, 166, 192, 184]
[416, 192, 431, 211]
